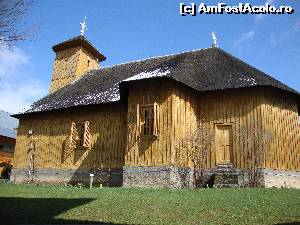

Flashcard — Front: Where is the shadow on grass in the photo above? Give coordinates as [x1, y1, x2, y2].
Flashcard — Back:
[274, 223, 300, 225]
[0, 197, 126, 225]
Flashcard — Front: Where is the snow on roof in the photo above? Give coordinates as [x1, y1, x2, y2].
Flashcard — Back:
[13, 47, 300, 117]
[124, 67, 171, 82]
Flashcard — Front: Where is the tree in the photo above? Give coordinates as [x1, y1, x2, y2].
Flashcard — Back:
[0, 0, 33, 49]
[238, 127, 273, 187]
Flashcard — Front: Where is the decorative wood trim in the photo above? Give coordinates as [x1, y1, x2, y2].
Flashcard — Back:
[82, 121, 90, 148]
[69, 122, 78, 148]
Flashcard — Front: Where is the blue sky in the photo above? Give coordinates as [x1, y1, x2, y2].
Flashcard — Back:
[0, 0, 299, 113]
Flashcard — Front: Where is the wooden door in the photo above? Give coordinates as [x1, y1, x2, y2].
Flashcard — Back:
[215, 125, 232, 164]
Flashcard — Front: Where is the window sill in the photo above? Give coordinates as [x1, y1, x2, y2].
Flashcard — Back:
[140, 135, 159, 140]
[75, 146, 89, 150]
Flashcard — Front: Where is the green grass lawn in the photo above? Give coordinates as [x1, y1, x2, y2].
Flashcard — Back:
[0, 183, 299, 225]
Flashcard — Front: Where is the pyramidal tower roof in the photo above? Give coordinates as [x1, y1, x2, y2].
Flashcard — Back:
[52, 35, 106, 62]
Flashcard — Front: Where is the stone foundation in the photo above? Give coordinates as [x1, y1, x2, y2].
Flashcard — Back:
[10, 168, 123, 187]
[122, 166, 242, 188]
[123, 167, 300, 189]
[10, 167, 300, 189]
[213, 163, 239, 188]
[122, 166, 193, 189]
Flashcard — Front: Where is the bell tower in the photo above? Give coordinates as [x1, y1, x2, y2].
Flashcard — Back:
[49, 36, 106, 93]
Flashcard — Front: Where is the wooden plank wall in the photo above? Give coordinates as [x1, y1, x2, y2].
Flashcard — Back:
[49, 46, 99, 94]
[124, 80, 270, 169]
[13, 103, 127, 169]
[173, 84, 299, 171]
[172, 83, 198, 166]
[262, 89, 300, 171]
[49, 47, 80, 93]
[13, 80, 299, 171]
[125, 79, 175, 166]
[172, 83, 265, 169]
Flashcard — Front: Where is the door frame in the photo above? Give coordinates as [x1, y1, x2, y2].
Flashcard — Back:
[214, 123, 234, 165]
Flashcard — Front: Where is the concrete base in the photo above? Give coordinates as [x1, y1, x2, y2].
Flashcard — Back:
[263, 169, 300, 189]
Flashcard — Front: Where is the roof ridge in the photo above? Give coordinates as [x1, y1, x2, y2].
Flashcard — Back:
[14, 47, 299, 117]
[55, 47, 212, 87]
[99, 47, 212, 70]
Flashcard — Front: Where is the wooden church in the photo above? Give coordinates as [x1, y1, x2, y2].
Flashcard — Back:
[11, 35, 300, 188]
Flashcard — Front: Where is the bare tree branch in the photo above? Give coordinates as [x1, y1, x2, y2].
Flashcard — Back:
[237, 127, 273, 187]
[0, 0, 35, 49]
[176, 122, 214, 188]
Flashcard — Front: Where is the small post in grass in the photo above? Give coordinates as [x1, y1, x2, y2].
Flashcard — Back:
[89, 173, 94, 189]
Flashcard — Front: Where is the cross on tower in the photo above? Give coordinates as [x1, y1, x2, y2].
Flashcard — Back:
[80, 16, 87, 36]
[211, 32, 218, 48]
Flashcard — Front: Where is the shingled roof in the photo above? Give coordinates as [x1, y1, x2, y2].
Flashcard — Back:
[14, 47, 300, 117]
